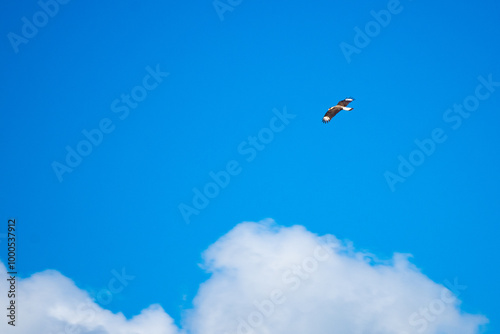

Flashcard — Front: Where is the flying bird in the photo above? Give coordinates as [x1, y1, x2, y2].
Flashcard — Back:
[322, 98, 355, 123]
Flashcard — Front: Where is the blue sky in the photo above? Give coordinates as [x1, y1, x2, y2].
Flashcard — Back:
[1, 0, 499, 333]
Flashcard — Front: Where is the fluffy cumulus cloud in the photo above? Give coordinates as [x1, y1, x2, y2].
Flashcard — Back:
[186, 220, 487, 334]
[0, 220, 488, 334]
[0, 262, 179, 334]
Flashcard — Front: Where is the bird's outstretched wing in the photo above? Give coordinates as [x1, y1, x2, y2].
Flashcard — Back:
[337, 97, 355, 107]
[322, 106, 342, 123]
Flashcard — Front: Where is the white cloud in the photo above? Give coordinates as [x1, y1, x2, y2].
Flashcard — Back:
[0, 220, 488, 334]
[187, 220, 488, 334]
[0, 262, 179, 334]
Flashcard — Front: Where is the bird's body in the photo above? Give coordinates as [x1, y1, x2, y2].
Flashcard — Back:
[322, 98, 354, 123]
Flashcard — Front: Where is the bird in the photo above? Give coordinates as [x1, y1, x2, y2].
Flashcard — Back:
[322, 98, 355, 123]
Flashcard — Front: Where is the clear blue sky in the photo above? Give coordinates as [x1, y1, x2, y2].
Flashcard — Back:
[1, 0, 499, 332]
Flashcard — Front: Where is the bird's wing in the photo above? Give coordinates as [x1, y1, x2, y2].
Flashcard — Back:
[322, 106, 341, 123]
[337, 98, 354, 107]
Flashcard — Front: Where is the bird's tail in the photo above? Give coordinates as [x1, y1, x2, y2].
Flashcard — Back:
[342, 107, 353, 111]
